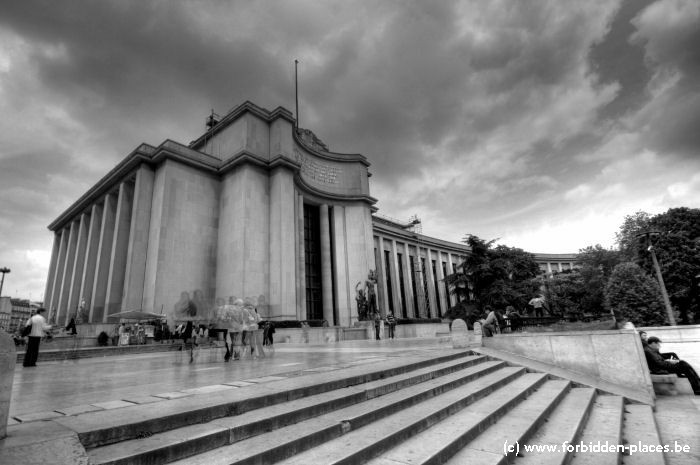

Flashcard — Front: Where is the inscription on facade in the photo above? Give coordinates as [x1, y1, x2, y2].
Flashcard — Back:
[294, 148, 340, 184]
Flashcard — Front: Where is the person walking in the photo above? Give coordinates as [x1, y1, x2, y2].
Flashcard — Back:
[23, 308, 52, 367]
[385, 312, 397, 339]
[373, 312, 382, 340]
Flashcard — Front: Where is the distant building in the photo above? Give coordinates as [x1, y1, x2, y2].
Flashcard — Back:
[533, 253, 579, 277]
[0, 297, 10, 332]
[0, 297, 37, 332]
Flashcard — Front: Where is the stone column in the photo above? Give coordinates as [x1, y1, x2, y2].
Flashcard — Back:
[79, 204, 102, 321]
[376, 236, 387, 316]
[447, 253, 455, 305]
[0, 332, 15, 439]
[42, 233, 60, 313]
[425, 248, 438, 318]
[435, 251, 448, 316]
[319, 204, 334, 324]
[57, 220, 79, 324]
[122, 167, 154, 311]
[91, 193, 117, 322]
[268, 168, 297, 320]
[389, 240, 402, 315]
[331, 206, 352, 326]
[415, 248, 428, 318]
[297, 194, 306, 320]
[49, 229, 69, 318]
[403, 242, 415, 318]
[66, 213, 90, 323]
[104, 182, 133, 318]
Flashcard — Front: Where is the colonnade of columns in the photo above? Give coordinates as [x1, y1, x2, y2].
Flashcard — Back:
[373, 234, 464, 320]
[43, 167, 153, 325]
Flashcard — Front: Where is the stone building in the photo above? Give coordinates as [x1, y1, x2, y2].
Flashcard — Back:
[43, 101, 469, 327]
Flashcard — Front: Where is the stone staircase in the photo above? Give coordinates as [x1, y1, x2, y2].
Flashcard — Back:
[65, 351, 665, 465]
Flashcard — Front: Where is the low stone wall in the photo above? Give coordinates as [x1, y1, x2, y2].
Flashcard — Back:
[483, 329, 654, 400]
[638, 324, 700, 342]
[275, 323, 449, 343]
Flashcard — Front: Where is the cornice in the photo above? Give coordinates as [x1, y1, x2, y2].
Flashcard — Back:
[372, 221, 470, 254]
[47, 144, 156, 231]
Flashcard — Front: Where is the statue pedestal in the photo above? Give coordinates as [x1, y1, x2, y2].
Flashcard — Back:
[0, 332, 16, 439]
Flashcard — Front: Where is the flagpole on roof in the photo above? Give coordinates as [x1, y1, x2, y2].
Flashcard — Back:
[295, 59, 299, 131]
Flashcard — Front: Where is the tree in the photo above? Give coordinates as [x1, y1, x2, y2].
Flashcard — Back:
[616, 211, 652, 260]
[605, 262, 667, 326]
[615, 208, 700, 324]
[545, 270, 586, 318]
[444, 235, 541, 315]
[572, 244, 623, 316]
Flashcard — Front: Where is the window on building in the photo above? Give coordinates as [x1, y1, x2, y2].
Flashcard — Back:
[304, 204, 323, 320]
[384, 250, 394, 314]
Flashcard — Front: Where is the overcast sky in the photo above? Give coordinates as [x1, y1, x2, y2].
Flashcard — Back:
[1, 0, 699, 301]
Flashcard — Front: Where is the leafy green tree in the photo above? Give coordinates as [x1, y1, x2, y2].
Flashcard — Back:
[605, 262, 666, 326]
[544, 270, 586, 317]
[615, 207, 700, 324]
[444, 235, 541, 315]
[572, 244, 623, 315]
[616, 211, 652, 260]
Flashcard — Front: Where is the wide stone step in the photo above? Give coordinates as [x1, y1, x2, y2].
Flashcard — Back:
[56, 350, 475, 449]
[514, 387, 597, 465]
[622, 404, 667, 465]
[280, 371, 546, 465]
[570, 394, 625, 465]
[168, 366, 529, 465]
[365, 376, 565, 465]
[88, 356, 500, 464]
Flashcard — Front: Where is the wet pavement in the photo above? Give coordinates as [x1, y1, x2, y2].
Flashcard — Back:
[9, 338, 451, 419]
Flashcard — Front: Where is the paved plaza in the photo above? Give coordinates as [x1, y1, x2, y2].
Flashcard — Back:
[4, 336, 700, 465]
[9, 338, 451, 422]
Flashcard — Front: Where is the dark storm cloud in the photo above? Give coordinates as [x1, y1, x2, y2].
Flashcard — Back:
[0, 0, 294, 155]
[1, 0, 698, 299]
[630, 0, 700, 159]
[589, 0, 655, 119]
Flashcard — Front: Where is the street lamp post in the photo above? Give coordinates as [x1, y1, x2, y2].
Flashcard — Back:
[637, 232, 676, 325]
[0, 267, 10, 297]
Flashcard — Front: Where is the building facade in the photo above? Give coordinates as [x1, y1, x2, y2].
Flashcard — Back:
[535, 253, 579, 277]
[43, 101, 474, 327]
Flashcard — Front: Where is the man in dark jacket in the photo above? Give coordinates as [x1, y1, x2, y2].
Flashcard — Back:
[644, 336, 700, 395]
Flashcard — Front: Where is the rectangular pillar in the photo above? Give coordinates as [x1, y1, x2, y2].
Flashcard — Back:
[66, 212, 89, 323]
[104, 181, 133, 318]
[425, 249, 438, 318]
[403, 242, 415, 318]
[296, 193, 306, 320]
[389, 240, 402, 316]
[123, 166, 154, 311]
[49, 229, 69, 320]
[43, 232, 60, 309]
[79, 204, 102, 321]
[91, 193, 117, 322]
[57, 220, 79, 324]
[331, 206, 352, 326]
[268, 167, 297, 320]
[319, 204, 334, 324]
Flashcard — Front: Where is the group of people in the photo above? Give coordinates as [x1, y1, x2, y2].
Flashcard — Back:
[640, 330, 700, 396]
[373, 311, 397, 340]
[209, 298, 274, 363]
[479, 306, 523, 337]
